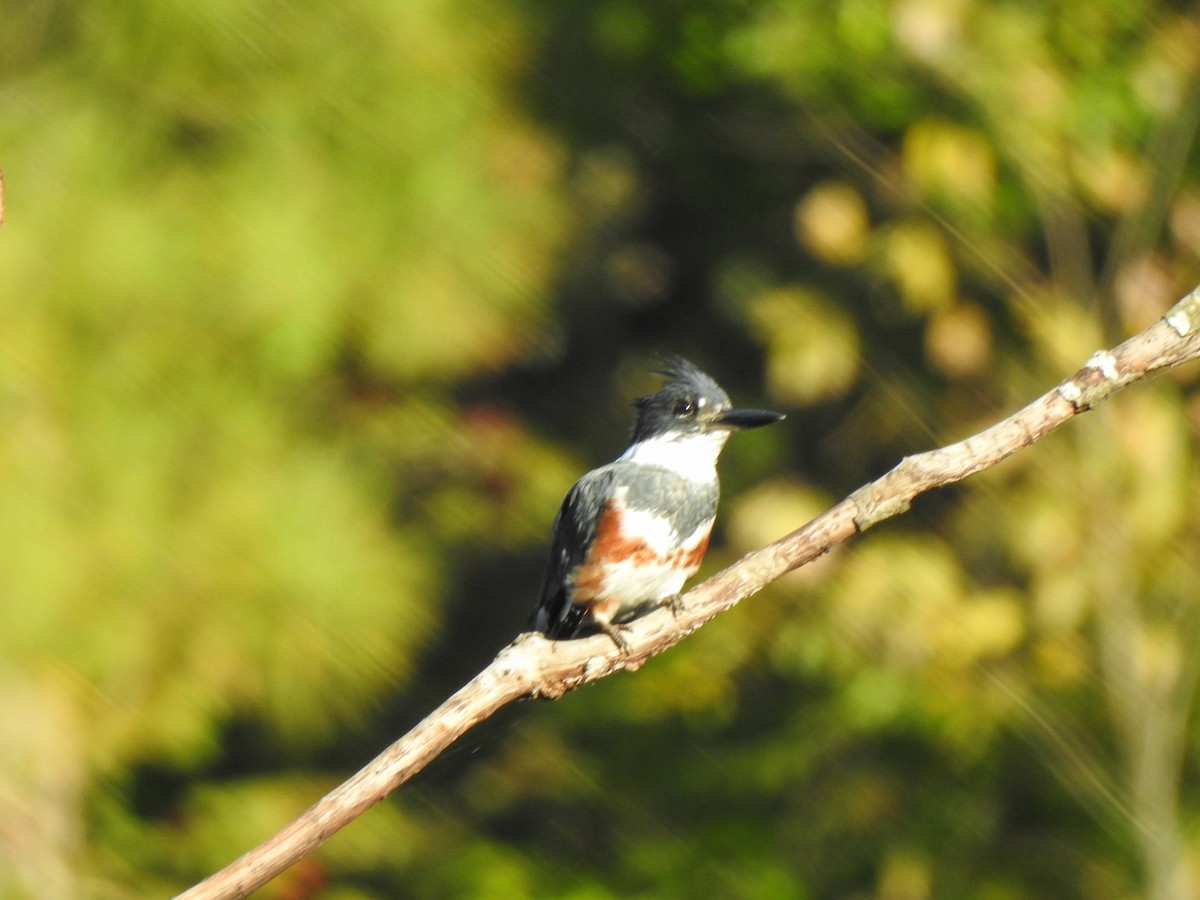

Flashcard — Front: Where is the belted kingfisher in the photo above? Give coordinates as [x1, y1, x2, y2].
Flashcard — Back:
[528, 357, 784, 650]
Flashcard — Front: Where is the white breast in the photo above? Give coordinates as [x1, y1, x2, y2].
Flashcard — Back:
[615, 502, 679, 555]
[575, 494, 715, 619]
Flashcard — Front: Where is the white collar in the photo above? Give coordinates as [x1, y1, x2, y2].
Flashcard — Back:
[617, 430, 729, 482]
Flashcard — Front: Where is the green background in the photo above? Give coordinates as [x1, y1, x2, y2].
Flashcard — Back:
[3, 0, 1200, 897]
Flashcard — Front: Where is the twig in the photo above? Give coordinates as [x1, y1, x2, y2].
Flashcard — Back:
[177, 285, 1200, 899]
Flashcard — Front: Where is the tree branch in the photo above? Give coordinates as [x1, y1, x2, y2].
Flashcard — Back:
[177, 285, 1200, 900]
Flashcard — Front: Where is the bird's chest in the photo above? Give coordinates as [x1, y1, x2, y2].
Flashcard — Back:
[569, 491, 715, 617]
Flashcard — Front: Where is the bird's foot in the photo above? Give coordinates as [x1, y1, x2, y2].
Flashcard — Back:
[666, 593, 685, 617]
[598, 621, 631, 655]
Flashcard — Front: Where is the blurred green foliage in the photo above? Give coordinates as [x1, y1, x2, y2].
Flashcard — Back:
[2, 0, 1200, 897]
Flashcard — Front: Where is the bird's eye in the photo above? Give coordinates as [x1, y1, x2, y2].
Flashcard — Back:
[673, 398, 696, 417]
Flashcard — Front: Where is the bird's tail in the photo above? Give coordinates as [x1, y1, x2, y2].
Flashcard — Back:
[527, 601, 588, 640]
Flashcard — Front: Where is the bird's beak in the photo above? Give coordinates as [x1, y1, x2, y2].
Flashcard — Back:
[712, 407, 786, 430]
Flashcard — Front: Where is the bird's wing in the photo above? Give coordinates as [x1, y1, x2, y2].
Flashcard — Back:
[528, 466, 621, 639]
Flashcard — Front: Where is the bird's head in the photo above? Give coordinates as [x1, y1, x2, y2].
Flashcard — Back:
[630, 356, 784, 444]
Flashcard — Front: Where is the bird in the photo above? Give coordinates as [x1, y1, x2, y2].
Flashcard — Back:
[527, 357, 784, 651]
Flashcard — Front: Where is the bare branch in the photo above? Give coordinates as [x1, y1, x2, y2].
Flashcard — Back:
[177, 285, 1200, 900]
